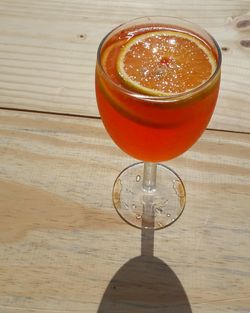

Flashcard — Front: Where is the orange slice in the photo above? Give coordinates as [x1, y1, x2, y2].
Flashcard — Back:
[117, 30, 217, 96]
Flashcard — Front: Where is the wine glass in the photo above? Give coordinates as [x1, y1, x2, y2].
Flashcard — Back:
[95, 16, 221, 230]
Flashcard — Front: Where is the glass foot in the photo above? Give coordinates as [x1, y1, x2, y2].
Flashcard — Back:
[112, 162, 186, 230]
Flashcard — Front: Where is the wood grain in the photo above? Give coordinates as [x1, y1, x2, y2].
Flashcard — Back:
[0, 0, 250, 132]
[0, 109, 249, 312]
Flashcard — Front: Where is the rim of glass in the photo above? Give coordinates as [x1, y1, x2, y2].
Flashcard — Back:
[96, 16, 222, 103]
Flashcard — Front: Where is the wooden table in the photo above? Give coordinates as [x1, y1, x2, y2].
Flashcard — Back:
[0, 1, 250, 312]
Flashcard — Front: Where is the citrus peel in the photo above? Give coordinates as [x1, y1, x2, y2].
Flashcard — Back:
[116, 30, 217, 96]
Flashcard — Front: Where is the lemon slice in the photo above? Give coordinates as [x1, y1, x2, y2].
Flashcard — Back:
[117, 30, 217, 96]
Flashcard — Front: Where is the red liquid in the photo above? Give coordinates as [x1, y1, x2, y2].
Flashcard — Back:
[95, 24, 221, 162]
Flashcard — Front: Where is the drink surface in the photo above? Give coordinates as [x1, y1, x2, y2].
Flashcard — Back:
[96, 23, 220, 162]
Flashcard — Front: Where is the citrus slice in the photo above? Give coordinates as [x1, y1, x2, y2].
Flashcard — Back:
[101, 39, 128, 85]
[117, 30, 217, 96]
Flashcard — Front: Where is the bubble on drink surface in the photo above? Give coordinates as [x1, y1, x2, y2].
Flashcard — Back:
[155, 66, 167, 78]
[140, 67, 149, 77]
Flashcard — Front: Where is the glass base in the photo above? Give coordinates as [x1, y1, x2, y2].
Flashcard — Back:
[112, 162, 186, 230]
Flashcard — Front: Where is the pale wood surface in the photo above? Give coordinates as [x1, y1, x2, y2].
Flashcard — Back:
[0, 0, 250, 132]
[0, 109, 250, 312]
[1, 0, 250, 312]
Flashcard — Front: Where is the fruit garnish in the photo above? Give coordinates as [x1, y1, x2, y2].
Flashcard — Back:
[117, 30, 216, 96]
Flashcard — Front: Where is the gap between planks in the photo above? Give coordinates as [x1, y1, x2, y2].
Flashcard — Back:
[0, 106, 249, 136]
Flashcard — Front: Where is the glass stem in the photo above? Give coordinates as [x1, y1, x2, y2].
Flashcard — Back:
[142, 162, 157, 192]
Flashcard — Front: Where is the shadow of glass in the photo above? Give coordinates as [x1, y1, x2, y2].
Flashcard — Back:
[98, 225, 192, 313]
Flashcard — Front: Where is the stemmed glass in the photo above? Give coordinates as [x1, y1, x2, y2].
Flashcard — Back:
[95, 16, 221, 230]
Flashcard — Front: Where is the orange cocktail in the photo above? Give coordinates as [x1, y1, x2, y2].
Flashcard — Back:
[95, 17, 221, 229]
[96, 20, 220, 162]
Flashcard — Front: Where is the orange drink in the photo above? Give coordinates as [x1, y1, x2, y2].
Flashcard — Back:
[96, 20, 220, 162]
[95, 17, 221, 229]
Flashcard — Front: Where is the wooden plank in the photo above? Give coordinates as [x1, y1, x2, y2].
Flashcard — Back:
[0, 109, 249, 312]
[0, 0, 250, 132]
